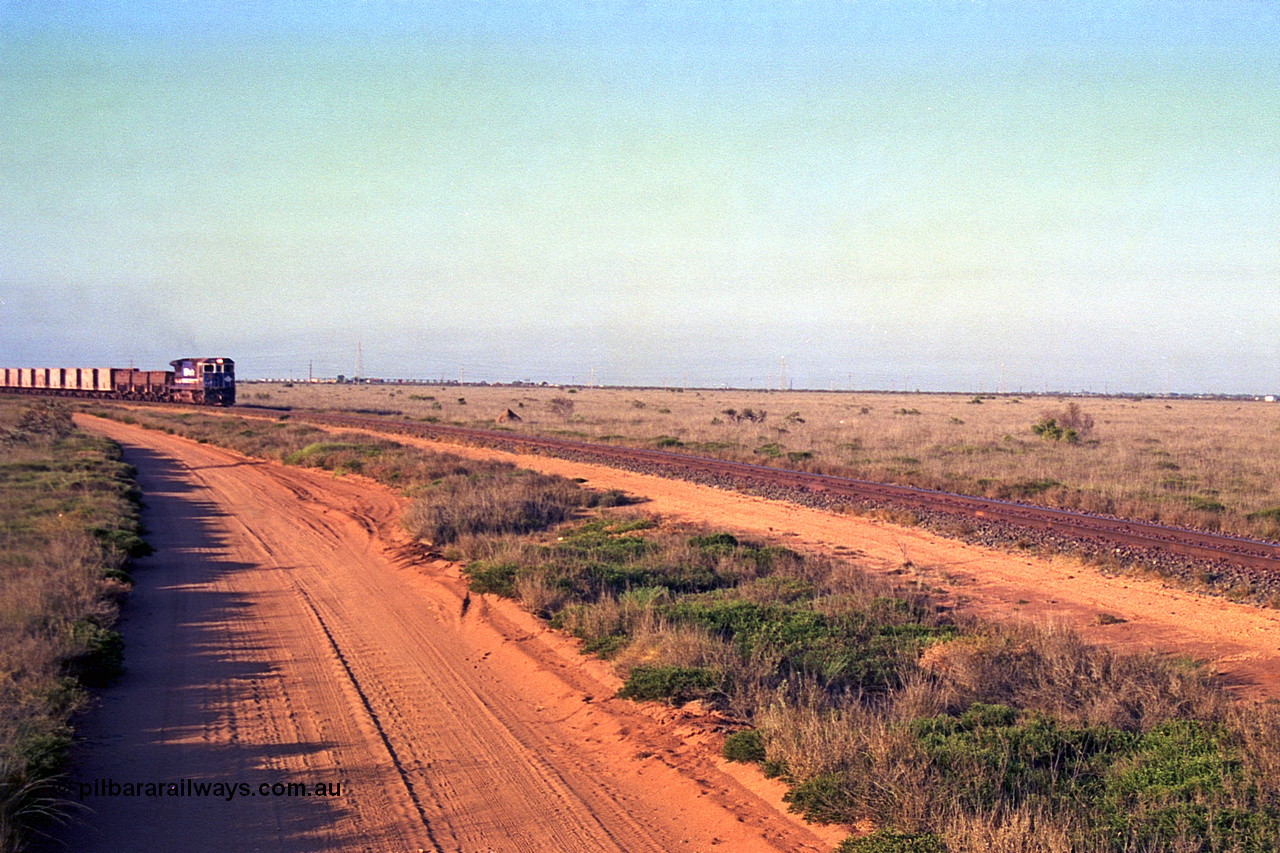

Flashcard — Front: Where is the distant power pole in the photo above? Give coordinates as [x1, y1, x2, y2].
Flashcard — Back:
[355, 341, 363, 379]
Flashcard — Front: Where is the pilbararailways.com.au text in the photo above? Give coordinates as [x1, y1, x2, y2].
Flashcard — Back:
[65, 778, 343, 802]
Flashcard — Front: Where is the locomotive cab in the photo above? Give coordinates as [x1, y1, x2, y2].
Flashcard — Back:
[169, 357, 236, 406]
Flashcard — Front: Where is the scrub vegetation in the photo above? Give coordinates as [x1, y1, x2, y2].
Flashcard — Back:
[0, 401, 145, 852]
[445, 487, 1280, 852]
[85, 400, 1280, 850]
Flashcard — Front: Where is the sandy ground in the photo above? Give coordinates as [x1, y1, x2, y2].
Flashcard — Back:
[56, 416, 843, 853]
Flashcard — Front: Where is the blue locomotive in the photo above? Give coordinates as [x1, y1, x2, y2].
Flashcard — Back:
[169, 357, 236, 405]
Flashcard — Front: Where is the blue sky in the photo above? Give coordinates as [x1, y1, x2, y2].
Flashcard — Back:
[3, 2, 1278, 391]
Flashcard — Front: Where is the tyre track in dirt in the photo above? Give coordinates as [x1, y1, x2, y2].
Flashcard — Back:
[56, 416, 840, 853]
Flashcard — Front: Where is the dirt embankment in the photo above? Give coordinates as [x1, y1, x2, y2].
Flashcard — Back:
[59, 416, 843, 853]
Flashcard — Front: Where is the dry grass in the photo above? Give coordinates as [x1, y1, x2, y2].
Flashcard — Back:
[0, 401, 141, 852]
[399, 470, 586, 544]
[437, 497, 1279, 851]
[250, 383, 1280, 541]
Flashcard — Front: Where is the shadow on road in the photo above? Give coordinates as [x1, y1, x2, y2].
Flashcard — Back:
[46, 442, 350, 853]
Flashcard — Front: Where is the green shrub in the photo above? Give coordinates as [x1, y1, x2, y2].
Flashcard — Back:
[783, 773, 857, 824]
[914, 704, 1126, 806]
[617, 665, 716, 703]
[761, 758, 789, 779]
[838, 831, 945, 853]
[662, 596, 950, 691]
[464, 561, 520, 597]
[1033, 403, 1095, 443]
[548, 525, 752, 598]
[688, 534, 801, 575]
[580, 634, 627, 658]
[1031, 418, 1078, 443]
[690, 532, 739, 551]
[722, 729, 766, 764]
[557, 522, 655, 563]
[589, 561, 728, 596]
[604, 518, 656, 534]
[588, 489, 637, 508]
[1185, 495, 1227, 513]
[908, 705, 1277, 849]
[65, 622, 125, 688]
[1100, 719, 1261, 845]
[93, 526, 153, 558]
[14, 729, 74, 782]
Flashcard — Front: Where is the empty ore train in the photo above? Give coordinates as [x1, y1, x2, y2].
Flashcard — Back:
[0, 357, 236, 406]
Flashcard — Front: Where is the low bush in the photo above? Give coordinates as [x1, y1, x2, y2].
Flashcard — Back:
[662, 596, 951, 693]
[616, 665, 717, 703]
[784, 773, 858, 825]
[907, 706, 1277, 849]
[580, 634, 628, 658]
[1101, 719, 1262, 846]
[464, 561, 521, 598]
[1031, 418, 1078, 443]
[722, 729, 766, 764]
[64, 621, 125, 688]
[838, 831, 945, 853]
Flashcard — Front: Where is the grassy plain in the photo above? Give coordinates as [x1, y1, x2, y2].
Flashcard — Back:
[247, 383, 1280, 542]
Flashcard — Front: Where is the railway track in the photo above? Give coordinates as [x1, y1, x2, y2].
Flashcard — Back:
[262, 409, 1280, 580]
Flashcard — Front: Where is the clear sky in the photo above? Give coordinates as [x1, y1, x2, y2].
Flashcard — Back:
[3, 1, 1278, 392]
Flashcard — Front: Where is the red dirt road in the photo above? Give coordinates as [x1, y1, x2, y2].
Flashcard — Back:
[59, 417, 840, 853]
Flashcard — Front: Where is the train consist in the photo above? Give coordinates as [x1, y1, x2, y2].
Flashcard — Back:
[0, 357, 236, 406]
